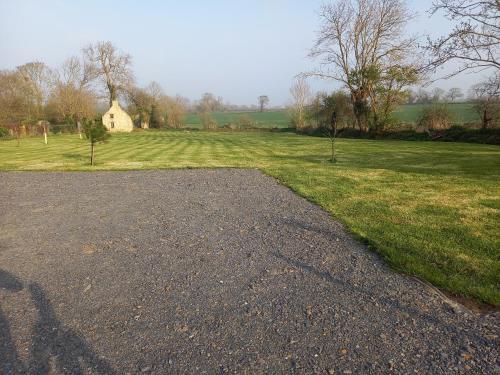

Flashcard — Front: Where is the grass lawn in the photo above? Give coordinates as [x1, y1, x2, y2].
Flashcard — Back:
[1, 131, 499, 305]
[184, 103, 479, 128]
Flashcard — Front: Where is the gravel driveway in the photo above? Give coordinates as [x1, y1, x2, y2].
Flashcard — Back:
[0, 170, 498, 374]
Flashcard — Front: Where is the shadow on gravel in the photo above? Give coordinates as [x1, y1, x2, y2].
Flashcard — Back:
[0, 269, 116, 375]
[0, 270, 25, 374]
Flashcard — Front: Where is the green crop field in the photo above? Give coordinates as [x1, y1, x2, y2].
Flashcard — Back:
[185, 111, 291, 128]
[185, 103, 479, 128]
[1, 131, 499, 306]
[394, 103, 480, 124]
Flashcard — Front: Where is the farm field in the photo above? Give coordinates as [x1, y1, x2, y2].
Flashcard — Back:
[184, 102, 480, 128]
[184, 110, 291, 128]
[1, 131, 498, 305]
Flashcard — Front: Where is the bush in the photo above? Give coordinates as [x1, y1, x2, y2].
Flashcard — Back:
[200, 112, 218, 130]
[417, 105, 452, 133]
[236, 114, 254, 129]
[0, 126, 10, 138]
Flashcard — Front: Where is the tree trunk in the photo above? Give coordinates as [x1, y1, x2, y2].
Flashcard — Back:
[90, 143, 94, 166]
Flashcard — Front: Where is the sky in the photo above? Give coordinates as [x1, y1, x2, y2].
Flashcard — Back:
[0, 0, 489, 106]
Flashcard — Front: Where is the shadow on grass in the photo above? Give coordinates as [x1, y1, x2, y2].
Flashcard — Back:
[0, 269, 116, 374]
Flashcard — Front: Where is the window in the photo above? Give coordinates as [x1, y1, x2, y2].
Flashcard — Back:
[111, 122, 115, 128]
[110, 113, 114, 119]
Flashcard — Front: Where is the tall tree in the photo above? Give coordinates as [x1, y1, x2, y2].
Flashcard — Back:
[50, 56, 98, 137]
[16, 61, 55, 121]
[0, 70, 32, 126]
[309, 0, 418, 132]
[83, 41, 134, 107]
[290, 78, 311, 130]
[426, 0, 500, 78]
[258, 95, 269, 112]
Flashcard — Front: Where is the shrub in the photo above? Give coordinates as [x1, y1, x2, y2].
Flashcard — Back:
[0, 126, 10, 138]
[200, 112, 218, 130]
[417, 105, 452, 133]
[236, 114, 254, 129]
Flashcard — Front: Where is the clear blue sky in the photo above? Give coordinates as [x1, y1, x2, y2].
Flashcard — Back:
[0, 0, 485, 105]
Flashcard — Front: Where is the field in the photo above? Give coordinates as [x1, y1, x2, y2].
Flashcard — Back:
[1, 131, 499, 306]
[184, 110, 291, 128]
[184, 103, 479, 128]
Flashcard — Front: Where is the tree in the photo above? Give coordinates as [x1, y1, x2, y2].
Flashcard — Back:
[55, 56, 98, 137]
[431, 87, 445, 102]
[471, 73, 500, 129]
[426, 0, 500, 78]
[83, 41, 134, 107]
[83, 119, 110, 166]
[369, 65, 419, 131]
[258, 95, 269, 112]
[47, 83, 96, 136]
[308, 91, 353, 130]
[309, 0, 418, 132]
[446, 87, 463, 102]
[16, 61, 55, 121]
[290, 78, 311, 130]
[163, 96, 186, 128]
[0, 70, 31, 126]
[196, 92, 224, 112]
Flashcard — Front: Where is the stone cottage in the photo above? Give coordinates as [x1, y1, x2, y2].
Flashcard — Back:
[102, 100, 133, 132]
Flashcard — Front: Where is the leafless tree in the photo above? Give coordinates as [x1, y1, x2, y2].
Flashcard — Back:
[83, 41, 134, 107]
[426, 0, 500, 78]
[16, 61, 55, 120]
[146, 81, 164, 102]
[431, 87, 445, 102]
[471, 73, 500, 128]
[0, 70, 32, 126]
[446, 87, 463, 102]
[290, 77, 311, 130]
[53, 56, 99, 137]
[309, 0, 418, 131]
[258, 95, 269, 112]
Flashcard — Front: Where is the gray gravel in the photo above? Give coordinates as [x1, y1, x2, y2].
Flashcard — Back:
[0, 169, 498, 374]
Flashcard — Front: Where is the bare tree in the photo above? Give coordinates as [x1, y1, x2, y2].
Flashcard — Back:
[432, 87, 445, 102]
[426, 0, 500, 78]
[258, 95, 269, 112]
[146, 81, 164, 102]
[53, 56, 98, 137]
[83, 41, 134, 107]
[446, 87, 463, 102]
[471, 73, 500, 129]
[16, 61, 55, 120]
[290, 77, 311, 130]
[309, 0, 418, 132]
[0, 70, 32, 126]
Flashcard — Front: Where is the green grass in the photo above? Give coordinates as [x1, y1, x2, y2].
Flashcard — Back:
[185, 103, 479, 128]
[1, 131, 499, 305]
[185, 111, 291, 128]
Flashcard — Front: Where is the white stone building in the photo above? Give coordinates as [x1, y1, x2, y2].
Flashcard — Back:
[102, 100, 134, 132]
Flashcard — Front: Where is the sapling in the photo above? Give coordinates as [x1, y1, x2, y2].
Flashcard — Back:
[83, 119, 110, 166]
